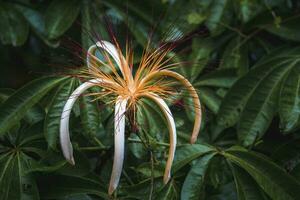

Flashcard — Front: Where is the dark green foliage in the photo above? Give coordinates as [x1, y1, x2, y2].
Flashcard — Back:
[1, 0, 300, 199]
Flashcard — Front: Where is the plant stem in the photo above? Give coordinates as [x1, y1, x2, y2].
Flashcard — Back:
[149, 150, 154, 200]
[128, 138, 170, 147]
[122, 169, 134, 185]
[78, 146, 108, 151]
[94, 137, 106, 148]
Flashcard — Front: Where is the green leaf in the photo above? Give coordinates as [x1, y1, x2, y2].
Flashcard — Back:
[181, 152, 216, 200]
[61, 194, 93, 200]
[15, 5, 60, 47]
[239, 1, 263, 23]
[56, 151, 92, 177]
[206, 182, 237, 200]
[195, 68, 238, 88]
[81, 1, 109, 50]
[0, 126, 44, 200]
[23, 105, 45, 125]
[137, 98, 168, 138]
[291, 163, 300, 181]
[121, 179, 163, 199]
[128, 135, 147, 159]
[199, 87, 222, 114]
[220, 36, 249, 76]
[45, 0, 81, 39]
[173, 144, 215, 173]
[217, 48, 299, 132]
[231, 164, 266, 200]
[38, 175, 109, 199]
[156, 180, 178, 200]
[279, 65, 300, 133]
[0, 88, 15, 103]
[239, 0, 284, 24]
[0, 3, 29, 46]
[79, 84, 100, 140]
[44, 78, 75, 149]
[205, 0, 230, 35]
[237, 59, 296, 146]
[264, 16, 300, 41]
[0, 76, 67, 135]
[181, 38, 214, 81]
[0, 88, 44, 125]
[0, 154, 39, 200]
[101, 0, 150, 46]
[207, 155, 233, 188]
[225, 147, 300, 200]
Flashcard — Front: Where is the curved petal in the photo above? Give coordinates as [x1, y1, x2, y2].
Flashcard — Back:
[87, 40, 133, 82]
[143, 93, 176, 184]
[60, 79, 106, 165]
[140, 70, 201, 144]
[109, 96, 128, 195]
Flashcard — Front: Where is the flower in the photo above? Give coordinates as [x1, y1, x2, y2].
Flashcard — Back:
[60, 40, 202, 195]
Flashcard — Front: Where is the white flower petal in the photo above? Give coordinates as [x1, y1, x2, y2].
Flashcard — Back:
[140, 70, 201, 143]
[96, 41, 124, 69]
[87, 40, 125, 74]
[144, 93, 176, 184]
[109, 96, 128, 195]
[160, 70, 201, 144]
[60, 79, 105, 164]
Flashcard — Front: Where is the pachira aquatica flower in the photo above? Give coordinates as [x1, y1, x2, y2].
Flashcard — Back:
[60, 39, 202, 194]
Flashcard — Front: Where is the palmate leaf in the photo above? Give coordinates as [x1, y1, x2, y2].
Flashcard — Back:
[0, 124, 46, 200]
[0, 153, 39, 200]
[237, 59, 295, 146]
[217, 47, 300, 146]
[217, 50, 293, 128]
[0, 76, 67, 135]
[181, 152, 217, 200]
[225, 146, 300, 200]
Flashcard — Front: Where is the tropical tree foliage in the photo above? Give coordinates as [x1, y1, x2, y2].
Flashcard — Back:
[1, 0, 300, 199]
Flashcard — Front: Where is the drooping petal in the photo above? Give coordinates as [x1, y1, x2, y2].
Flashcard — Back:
[109, 96, 128, 195]
[140, 70, 201, 144]
[60, 79, 105, 164]
[143, 93, 176, 184]
[87, 40, 133, 82]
